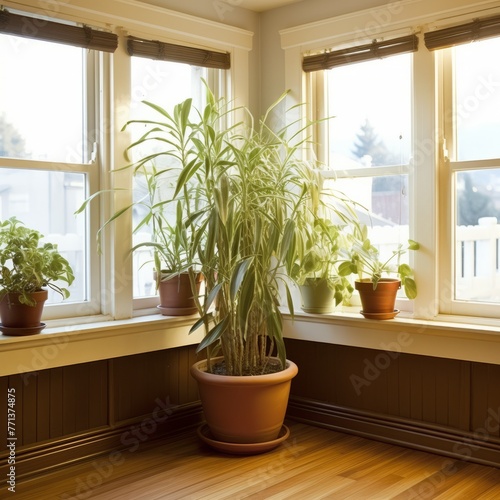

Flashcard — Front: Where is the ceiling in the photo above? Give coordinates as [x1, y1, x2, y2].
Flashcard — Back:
[242, 0, 304, 12]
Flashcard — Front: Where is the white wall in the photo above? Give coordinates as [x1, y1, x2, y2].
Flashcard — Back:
[140, 0, 261, 115]
[141, 0, 392, 116]
[259, 0, 392, 112]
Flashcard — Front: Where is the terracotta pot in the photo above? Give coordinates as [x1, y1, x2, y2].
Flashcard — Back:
[299, 278, 335, 314]
[190, 357, 298, 444]
[355, 278, 401, 319]
[0, 289, 48, 328]
[156, 271, 203, 316]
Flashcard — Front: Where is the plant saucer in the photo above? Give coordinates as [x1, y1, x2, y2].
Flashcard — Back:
[0, 323, 46, 336]
[197, 423, 290, 455]
[360, 309, 400, 320]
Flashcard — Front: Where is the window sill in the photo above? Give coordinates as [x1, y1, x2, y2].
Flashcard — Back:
[0, 314, 204, 377]
[283, 307, 500, 365]
[2, 308, 500, 377]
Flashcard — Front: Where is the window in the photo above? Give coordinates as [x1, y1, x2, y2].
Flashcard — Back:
[312, 48, 414, 310]
[0, 5, 236, 322]
[0, 33, 97, 318]
[302, 9, 500, 320]
[129, 58, 221, 304]
[439, 36, 500, 315]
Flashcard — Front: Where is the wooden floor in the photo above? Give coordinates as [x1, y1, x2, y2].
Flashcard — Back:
[9, 421, 500, 499]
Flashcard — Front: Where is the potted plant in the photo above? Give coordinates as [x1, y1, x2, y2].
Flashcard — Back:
[129, 164, 203, 316]
[338, 223, 419, 319]
[0, 217, 75, 335]
[287, 215, 354, 313]
[77, 146, 203, 316]
[122, 84, 320, 451]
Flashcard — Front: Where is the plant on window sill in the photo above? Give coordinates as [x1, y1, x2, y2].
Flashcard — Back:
[338, 222, 419, 299]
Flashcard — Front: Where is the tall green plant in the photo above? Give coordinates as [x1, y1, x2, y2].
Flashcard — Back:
[122, 86, 319, 375]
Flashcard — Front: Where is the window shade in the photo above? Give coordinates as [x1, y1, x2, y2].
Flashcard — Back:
[0, 9, 118, 52]
[302, 34, 418, 73]
[424, 14, 500, 50]
[127, 36, 230, 69]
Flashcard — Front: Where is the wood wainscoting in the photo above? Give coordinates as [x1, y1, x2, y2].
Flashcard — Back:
[2, 338, 500, 482]
[0, 345, 204, 480]
[285, 338, 500, 468]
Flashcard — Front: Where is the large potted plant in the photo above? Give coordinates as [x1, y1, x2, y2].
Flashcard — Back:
[0, 217, 75, 335]
[338, 223, 419, 319]
[122, 85, 319, 451]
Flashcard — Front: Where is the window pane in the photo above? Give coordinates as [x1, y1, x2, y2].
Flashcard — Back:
[327, 53, 412, 169]
[130, 58, 209, 298]
[455, 38, 500, 162]
[0, 169, 86, 304]
[455, 168, 500, 303]
[324, 53, 412, 283]
[325, 173, 410, 255]
[0, 35, 86, 163]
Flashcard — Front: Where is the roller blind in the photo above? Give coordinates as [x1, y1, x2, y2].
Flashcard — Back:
[302, 34, 418, 73]
[127, 36, 230, 69]
[0, 9, 118, 52]
[424, 14, 500, 50]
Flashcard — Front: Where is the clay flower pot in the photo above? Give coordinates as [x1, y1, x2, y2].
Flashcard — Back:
[355, 278, 401, 320]
[191, 357, 298, 447]
[299, 278, 336, 314]
[0, 289, 48, 335]
[156, 272, 203, 316]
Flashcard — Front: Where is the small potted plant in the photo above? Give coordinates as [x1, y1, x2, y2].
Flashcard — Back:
[128, 168, 203, 316]
[0, 217, 75, 334]
[287, 216, 354, 313]
[338, 223, 419, 319]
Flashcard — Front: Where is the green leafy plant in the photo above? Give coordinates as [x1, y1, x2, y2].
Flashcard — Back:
[338, 223, 419, 299]
[121, 84, 320, 375]
[0, 217, 75, 306]
[287, 216, 354, 306]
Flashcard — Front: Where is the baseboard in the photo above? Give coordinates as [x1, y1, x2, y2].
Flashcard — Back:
[287, 396, 500, 468]
[0, 402, 203, 481]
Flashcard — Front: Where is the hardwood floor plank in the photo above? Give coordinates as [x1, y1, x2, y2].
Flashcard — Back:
[9, 421, 500, 500]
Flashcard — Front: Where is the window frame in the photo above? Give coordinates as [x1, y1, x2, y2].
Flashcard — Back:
[284, 0, 500, 323]
[437, 43, 500, 319]
[0, 37, 103, 320]
[0, 0, 252, 324]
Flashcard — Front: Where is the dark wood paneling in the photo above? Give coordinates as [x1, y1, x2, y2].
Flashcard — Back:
[49, 367, 64, 439]
[111, 346, 199, 423]
[1, 339, 500, 479]
[471, 363, 500, 437]
[0, 345, 202, 478]
[285, 339, 473, 432]
[36, 370, 51, 442]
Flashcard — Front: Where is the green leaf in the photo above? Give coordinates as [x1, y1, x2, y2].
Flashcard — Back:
[204, 283, 222, 313]
[403, 277, 417, 299]
[280, 219, 295, 262]
[230, 257, 253, 302]
[408, 239, 420, 251]
[196, 317, 229, 353]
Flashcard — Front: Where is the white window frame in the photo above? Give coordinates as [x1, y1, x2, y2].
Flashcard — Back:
[2, 0, 252, 323]
[0, 38, 103, 320]
[280, 0, 500, 323]
[437, 44, 500, 319]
